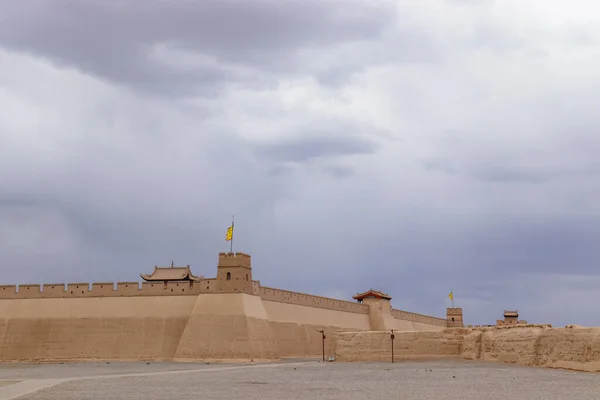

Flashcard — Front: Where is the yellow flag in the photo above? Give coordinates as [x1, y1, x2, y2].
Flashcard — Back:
[449, 291, 453, 300]
[225, 225, 233, 241]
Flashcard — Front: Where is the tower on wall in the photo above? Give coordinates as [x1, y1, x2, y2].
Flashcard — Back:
[446, 308, 464, 327]
[215, 252, 254, 294]
[174, 251, 279, 361]
[353, 289, 394, 331]
[496, 310, 527, 326]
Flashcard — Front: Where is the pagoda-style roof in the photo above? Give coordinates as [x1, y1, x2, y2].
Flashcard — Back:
[504, 310, 519, 317]
[140, 263, 202, 282]
[353, 289, 392, 301]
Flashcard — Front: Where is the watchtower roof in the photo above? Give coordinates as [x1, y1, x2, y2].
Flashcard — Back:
[140, 263, 202, 282]
[504, 310, 519, 317]
[353, 289, 392, 301]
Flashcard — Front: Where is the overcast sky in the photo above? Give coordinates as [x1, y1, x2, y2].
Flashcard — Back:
[1, 0, 599, 327]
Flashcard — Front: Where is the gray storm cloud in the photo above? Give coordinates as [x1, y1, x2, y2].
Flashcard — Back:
[1, 0, 600, 326]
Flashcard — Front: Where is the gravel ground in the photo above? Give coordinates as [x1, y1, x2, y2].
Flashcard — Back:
[2, 359, 600, 400]
[0, 361, 214, 380]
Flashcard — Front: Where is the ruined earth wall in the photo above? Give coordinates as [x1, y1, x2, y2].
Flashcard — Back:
[335, 324, 600, 373]
[334, 329, 467, 362]
[461, 324, 600, 372]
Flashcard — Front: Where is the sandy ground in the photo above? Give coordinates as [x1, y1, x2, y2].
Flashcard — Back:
[0, 359, 599, 400]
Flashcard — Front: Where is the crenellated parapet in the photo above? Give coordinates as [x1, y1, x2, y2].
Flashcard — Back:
[469, 323, 552, 330]
[0, 278, 228, 299]
[391, 308, 448, 327]
[217, 252, 251, 268]
[260, 286, 370, 314]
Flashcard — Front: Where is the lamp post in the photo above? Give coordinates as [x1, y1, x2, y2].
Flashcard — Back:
[391, 329, 395, 363]
[317, 329, 326, 362]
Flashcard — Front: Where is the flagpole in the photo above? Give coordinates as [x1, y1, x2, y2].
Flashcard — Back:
[229, 215, 235, 253]
[451, 288, 454, 308]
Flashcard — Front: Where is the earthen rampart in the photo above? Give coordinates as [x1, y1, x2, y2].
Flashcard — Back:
[0, 282, 453, 322]
[259, 286, 369, 314]
[391, 308, 447, 327]
[0, 251, 453, 363]
[335, 324, 600, 373]
[334, 329, 466, 362]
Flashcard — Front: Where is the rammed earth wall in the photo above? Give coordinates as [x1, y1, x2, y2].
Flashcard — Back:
[0, 252, 449, 362]
[0, 284, 447, 361]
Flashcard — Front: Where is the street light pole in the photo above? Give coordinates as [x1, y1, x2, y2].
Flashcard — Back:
[317, 329, 326, 362]
[391, 329, 395, 363]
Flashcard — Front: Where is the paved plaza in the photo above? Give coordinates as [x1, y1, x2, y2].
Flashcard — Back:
[0, 359, 599, 400]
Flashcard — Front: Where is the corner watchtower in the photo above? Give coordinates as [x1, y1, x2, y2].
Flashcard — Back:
[446, 308, 464, 328]
[216, 252, 254, 294]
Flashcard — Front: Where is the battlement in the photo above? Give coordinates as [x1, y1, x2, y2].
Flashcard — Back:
[391, 308, 447, 327]
[0, 279, 229, 299]
[260, 286, 370, 314]
[470, 323, 552, 330]
[446, 308, 463, 315]
[218, 252, 251, 268]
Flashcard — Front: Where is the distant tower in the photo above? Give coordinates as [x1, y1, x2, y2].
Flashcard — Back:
[496, 310, 526, 326]
[503, 310, 518, 324]
[216, 252, 254, 294]
[446, 308, 464, 328]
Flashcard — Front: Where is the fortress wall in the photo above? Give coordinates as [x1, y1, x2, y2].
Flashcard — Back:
[0, 296, 196, 318]
[263, 301, 370, 328]
[258, 287, 370, 358]
[334, 329, 466, 362]
[0, 278, 447, 362]
[263, 300, 370, 357]
[0, 296, 197, 362]
[391, 309, 447, 331]
[259, 286, 369, 314]
[0, 291, 368, 362]
[174, 294, 279, 361]
[390, 318, 446, 332]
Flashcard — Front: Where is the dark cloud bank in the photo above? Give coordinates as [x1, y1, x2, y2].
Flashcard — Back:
[1, 0, 600, 327]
